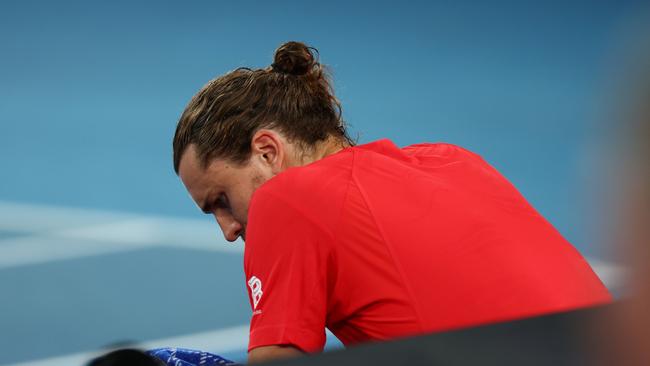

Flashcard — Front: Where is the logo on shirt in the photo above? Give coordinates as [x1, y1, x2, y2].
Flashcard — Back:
[248, 276, 263, 310]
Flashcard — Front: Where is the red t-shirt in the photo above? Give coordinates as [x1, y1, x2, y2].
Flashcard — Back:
[243, 139, 611, 353]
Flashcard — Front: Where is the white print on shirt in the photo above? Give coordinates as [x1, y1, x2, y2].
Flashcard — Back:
[248, 276, 263, 310]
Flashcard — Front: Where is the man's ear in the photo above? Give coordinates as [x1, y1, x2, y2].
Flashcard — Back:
[250, 129, 285, 174]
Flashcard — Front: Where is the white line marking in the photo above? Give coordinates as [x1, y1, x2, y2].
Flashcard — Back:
[0, 200, 628, 287]
[0, 201, 129, 233]
[587, 258, 627, 292]
[55, 217, 243, 253]
[0, 235, 152, 269]
[0, 201, 243, 268]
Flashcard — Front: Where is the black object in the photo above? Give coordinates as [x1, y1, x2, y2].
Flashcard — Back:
[263, 303, 612, 366]
[87, 349, 165, 366]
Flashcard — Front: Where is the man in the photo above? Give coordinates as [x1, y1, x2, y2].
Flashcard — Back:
[173, 41, 611, 363]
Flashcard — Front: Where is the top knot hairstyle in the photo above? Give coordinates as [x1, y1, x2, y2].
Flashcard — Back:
[271, 41, 315, 75]
[173, 41, 354, 173]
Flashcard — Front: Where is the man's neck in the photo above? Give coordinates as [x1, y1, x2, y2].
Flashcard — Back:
[283, 136, 351, 169]
[308, 137, 350, 163]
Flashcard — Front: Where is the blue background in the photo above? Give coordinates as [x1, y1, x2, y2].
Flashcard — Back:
[1, 0, 646, 249]
[0, 0, 647, 364]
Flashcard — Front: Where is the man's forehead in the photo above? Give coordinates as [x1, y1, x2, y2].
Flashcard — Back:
[179, 146, 233, 188]
[178, 146, 203, 181]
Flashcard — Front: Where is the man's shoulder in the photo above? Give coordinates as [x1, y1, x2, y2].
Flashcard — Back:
[352, 139, 484, 164]
[402, 142, 483, 160]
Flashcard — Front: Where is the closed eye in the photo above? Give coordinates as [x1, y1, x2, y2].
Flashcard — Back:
[214, 194, 230, 209]
[201, 194, 229, 214]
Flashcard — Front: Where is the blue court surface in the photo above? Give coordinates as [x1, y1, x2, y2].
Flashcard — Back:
[1, 1, 646, 365]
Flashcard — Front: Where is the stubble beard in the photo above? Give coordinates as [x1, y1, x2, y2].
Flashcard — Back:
[240, 172, 271, 243]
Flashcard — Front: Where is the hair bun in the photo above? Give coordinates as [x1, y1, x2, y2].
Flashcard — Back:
[272, 41, 316, 76]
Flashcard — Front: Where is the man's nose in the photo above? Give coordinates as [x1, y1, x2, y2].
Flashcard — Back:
[214, 213, 243, 242]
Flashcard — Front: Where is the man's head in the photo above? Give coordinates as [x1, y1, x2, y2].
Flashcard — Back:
[173, 41, 353, 241]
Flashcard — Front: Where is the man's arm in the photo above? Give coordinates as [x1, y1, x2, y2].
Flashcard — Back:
[248, 345, 303, 364]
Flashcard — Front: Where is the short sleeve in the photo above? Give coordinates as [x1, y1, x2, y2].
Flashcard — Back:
[243, 187, 333, 353]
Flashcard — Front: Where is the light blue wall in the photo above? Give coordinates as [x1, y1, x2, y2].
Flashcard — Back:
[1, 0, 647, 256]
